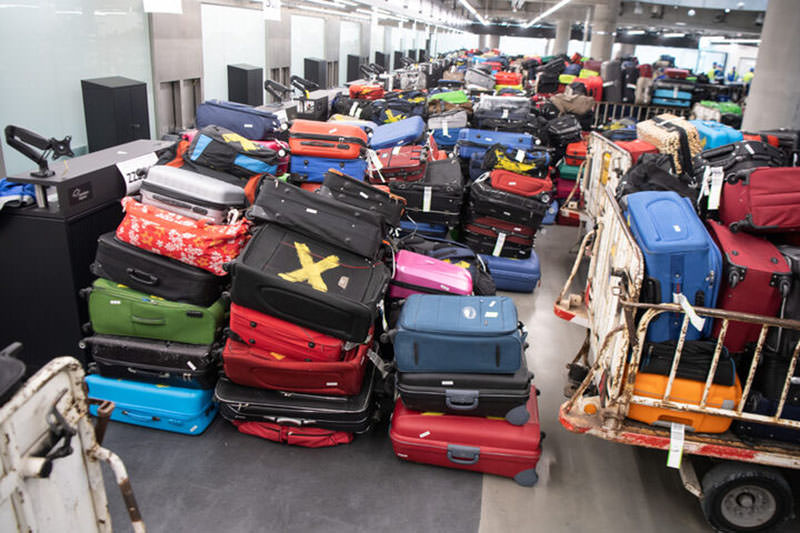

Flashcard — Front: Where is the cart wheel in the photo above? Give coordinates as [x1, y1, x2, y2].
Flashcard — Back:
[700, 463, 793, 532]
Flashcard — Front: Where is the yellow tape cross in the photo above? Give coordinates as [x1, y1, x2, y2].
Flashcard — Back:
[222, 132, 260, 152]
[278, 242, 340, 292]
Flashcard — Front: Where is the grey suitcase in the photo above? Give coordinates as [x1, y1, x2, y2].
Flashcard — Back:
[428, 109, 469, 130]
[601, 60, 623, 103]
[465, 68, 494, 91]
[141, 166, 247, 224]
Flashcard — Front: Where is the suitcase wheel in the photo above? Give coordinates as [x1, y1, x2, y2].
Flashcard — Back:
[513, 468, 539, 487]
[505, 404, 530, 426]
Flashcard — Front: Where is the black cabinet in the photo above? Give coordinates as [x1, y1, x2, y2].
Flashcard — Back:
[347, 54, 367, 83]
[81, 77, 150, 153]
[228, 64, 263, 106]
[375, 51, 389, 70]
[304, 57, 327, 88]
[394, 51, 404, 70]
[407, 50, 417, 62]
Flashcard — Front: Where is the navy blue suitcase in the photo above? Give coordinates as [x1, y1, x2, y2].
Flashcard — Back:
[457, 129, 535, 160]
[369, 116, 426, 150]
[469, 153, 486, 181]
[734, 393, 800, 444]
[625, 191, 722, 342]
[480, 252, 541, 293]
[196, 100, 281, 140]
[290, 155, 367, 183]
[85, 374, 218, 435]
[393, 295, 525, 374]
[399, 220, 449, 238]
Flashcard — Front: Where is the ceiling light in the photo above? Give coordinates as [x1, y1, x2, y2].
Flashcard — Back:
[688, 9, 695, 16]
[627, 29, 645, 35]
[523, 0, 573, 28]
[458, 0, 488, 25]
[663, 32, 685, 38]
[297, 4, 370, 20]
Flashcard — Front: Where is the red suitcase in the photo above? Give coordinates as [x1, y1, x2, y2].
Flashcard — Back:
[555, 177, 579, 200]
[463, 217, 535, 248]
[495, 71, 523, 86]
[584, 59, 603, 73]
[369, 145, 427, 183]
[707, 220, 792, 352]
[573, 76, 602, 102]
[616, 139, 658, 164]
[565, 140, 587, 166]
[230, 303, 355, 363]
[719, 167, 800, 233]
[742, 133, 781, 150]
[288, 120, 368, 159]
[485, 61, 503, 72]
[664, 68, 689, 79]
[349, 84, 385, 100]
[221, 338, 369, 396]
[389, 386, 542, 486]
[489, 169, 553, 198]
[638, 64, 653, 78]
[233, 420, 353, 447]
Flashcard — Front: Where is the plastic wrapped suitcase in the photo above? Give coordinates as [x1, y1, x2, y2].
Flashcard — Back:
[397, 356, 532, 423]
[636, 114, 702, 175]
[85, 374, 218, 435]
[468, 180, 549, 228]
[689, 120, 743, 150]
[389, 158, 464, 226]
[389, 250, 473, 299]
[82, 335, 218, 389]
[370, 145, 427, 183]
[369, 116, 426, 150]
[389, 387, 541, 486]
[196, 99, 281, 141]
[615, 140, 658, 164]
[215, 366, 375, 433]
[289, 120, 368, 159]
[480, 252, 541, 293]
[227, 224, 390, 343]
[625, 191, 722, 342]
[85, 278, 226, 345]
[464, 68, 494, 91]
[321, 169, 404, 226]
[718, 167, 800, 233]
[457, 129, 535, 160]
[427, 109, 469, 131]
[290, 156, 367, 183]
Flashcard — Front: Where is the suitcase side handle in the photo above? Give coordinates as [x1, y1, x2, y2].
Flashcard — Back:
[126, 268, 159, 286]
[445, 389, 479, 410]
[447, 444, 480, 465]
[131, 315, 167, 326]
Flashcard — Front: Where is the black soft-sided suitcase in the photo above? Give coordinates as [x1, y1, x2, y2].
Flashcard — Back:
[215, 365, 375, 433]
[321, 169, 404, 226]
[227, 224, 390, 343]
[469, 180, 550, 228]
[546, 115, 582, 146]
[691, 141, 784, 185]
[91, 232, 225, 307]
[734, 392, 800, 444]
[462, 222, 534, 259]
[390, 158, 464, 225]
[82, 335, 219, 389]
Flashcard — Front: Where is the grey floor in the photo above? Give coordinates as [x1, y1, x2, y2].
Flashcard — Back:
[102, 225, 800, 533]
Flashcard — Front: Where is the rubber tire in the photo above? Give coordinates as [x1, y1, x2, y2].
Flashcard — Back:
[701, 463, 793, 533]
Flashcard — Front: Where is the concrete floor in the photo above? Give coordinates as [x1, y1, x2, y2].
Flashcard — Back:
[102, 225, 800, 533]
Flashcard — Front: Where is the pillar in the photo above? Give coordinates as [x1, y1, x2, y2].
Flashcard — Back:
[742, 0, 800, 131]
[553, 19, 570, 55]
[481, 34, 499, 49]
[618, 42, 635, 58]
[589, 0, 619, 61]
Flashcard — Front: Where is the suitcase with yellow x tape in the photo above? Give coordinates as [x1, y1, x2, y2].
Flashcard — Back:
[227, 224, 390, 343]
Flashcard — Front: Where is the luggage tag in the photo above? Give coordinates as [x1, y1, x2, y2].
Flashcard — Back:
[492, 232, 507, 257]
[422, 186, 432, 212]
[366, 349, 390, 379]
[515, 149, 525, 163]
[673, 292, 706, 333]
[666, 422, 685, 469]
[442, 119, 449, 138]
[706, 167, 724, 212]
[502, 109, 509, 119]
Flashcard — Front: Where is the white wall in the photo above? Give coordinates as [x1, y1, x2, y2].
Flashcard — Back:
[0, 0, 155, 175]
[498, 36, 549, 57]
[634, 45, 698, 70]
[339, 21, 362, 83]
[290, 15, 326, 77]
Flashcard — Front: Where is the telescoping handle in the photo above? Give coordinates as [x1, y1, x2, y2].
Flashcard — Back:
[290, 75, 320, 94]
[265, 79, 292, 102]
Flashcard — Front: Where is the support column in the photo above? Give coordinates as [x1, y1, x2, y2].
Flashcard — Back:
[589, 0, 619, 61]
[618, 42, 635, 58]
[742, 0, 800, 131]
[553, 19, 570, 56]
[486, 34, 500, 50]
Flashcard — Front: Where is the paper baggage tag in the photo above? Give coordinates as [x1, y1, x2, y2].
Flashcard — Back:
[422, 186, 432, 212]
[673, 87, 679, 98]
[673, 292, 706, 332]
[492, 232, 507, 257]
[744, 143, 755, 155]
[502, 108, 509, 119]
[515, 149, 525, 162]
[368, 149, 383, 171]
[392, 145, 401, 156]
[667, 422, 685, 469]
[707, 167, 724, 211]
[116, 152, 158, 195]
[275, 108, 288, 123]
[366, 349, 389, 378]
[442, 120, 449, 137]
[349, 102, 359, 116]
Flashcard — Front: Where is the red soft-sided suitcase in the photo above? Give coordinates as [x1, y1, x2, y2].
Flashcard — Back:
[233, 420, 354, 447]
[229, 303, 355, 363]
[615, 139, 658, 164]
[584, 59, 603, 73]
[555, 177, 579, 200]
[349, 84, 385, 100]
[289, 120, 368, 159]
[370, 145, 427, 183]
[565, 141, 587, 166]
[638, 64, 653, 78]
[719, 167, 800, 233]
[221, 338, 369, 396]
[389, 386, 541, 486]
[495, 71, 523, 86]
[573, 76, 602, 102]
[489, 169, 553, 198]
[707, 220, 792, 352]
[742, 133, 781, 149]
[664, 68, 689, 79]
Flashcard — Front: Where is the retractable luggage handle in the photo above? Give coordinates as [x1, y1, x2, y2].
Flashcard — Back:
[264, 79, 292, 103]
[290, 75, 319, 98]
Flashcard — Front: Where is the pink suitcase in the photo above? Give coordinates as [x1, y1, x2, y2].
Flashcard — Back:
[389, 250, 473, 299]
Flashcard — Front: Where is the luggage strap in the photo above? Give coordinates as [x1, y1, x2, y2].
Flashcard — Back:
[653, 117, 693, 175]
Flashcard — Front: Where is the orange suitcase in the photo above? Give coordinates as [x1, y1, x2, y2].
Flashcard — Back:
[288, 120, 368, 159]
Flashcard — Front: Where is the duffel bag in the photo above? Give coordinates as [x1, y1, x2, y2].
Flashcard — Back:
[186, 125, 282, 178]
[232, 420, 354, 447]
[482, 143, 550, 177]
[196, 100, 281, 140]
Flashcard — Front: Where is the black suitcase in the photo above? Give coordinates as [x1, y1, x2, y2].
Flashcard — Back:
[545, 115, 582, 146]
[691, 140, 785, 184]
[753, 354, 800, 405]
[331, 95, 377, 122]
[0, 343, 26, 405]
[251, 178, 385, 259]
[397, 356, 532, 424]
[321, 169, 404, 227]
[462, 222, 534, 259]
[616, 155, 698, 203]
[215, 365, 376, 433]
[759, 128, 800, 166]
[82, 334, 219, 389]
[536, 72, 559, 93]
[227, 224, 390, 343]
[91, 232, 225, 307]
[389, 158, 463, 224]
[767, 245, 800, 358]
[639, 340, 735, 385]
[469, 180, 550, 228]
[733, 392, 800, 444]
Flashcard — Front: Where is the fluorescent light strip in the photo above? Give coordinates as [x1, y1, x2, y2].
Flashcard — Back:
[627, 29, 645, 35]
[663, 32, 685, 38]
[523, 0, 573, 28]
[296, 4, 370, 20]
[458, 0, 488, 26]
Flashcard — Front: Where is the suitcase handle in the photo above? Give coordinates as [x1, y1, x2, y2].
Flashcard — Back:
[445, 389, 479, 410]
[447, 444, 480, 465]
[131, 315, 166, 326]
[127, 367, 170, 379]
[121, 410, 158, 423]
[126, 268, 159, 286]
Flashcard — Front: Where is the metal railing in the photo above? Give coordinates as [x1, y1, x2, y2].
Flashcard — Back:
[592, 101, 692, 128]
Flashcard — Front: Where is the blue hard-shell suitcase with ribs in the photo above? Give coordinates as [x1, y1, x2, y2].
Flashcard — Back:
[480, 252, 541, 293]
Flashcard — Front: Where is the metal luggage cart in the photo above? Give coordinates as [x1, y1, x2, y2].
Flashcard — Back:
[554, 183, 800, 532]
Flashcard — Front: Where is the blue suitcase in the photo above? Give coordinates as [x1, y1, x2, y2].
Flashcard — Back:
[290, 155, 367, 183]
[85, 374, 217, 435]
[196, 99, 281, 141]
[398, 220, 449, 238]
[369, 116, 426, 150]
[480, 252, 541, 293]
[469, 152, 486, 181]
[457, 129, 535, 160]
[542, 200, 558, 225]
[431, 127, 463, 148]
[394, 294, 525, 373]
[689, 120, 743, 150]
[651, 96, 691, 108]
[625, 191, 722, 342]
[734, 393, 800, 444]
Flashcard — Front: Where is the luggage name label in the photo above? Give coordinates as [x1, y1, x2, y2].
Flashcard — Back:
[423, 186, 432, 212]
[492, 233, 507, 257]
[666, 422, 685, 469]
[278, 242, 340, 292]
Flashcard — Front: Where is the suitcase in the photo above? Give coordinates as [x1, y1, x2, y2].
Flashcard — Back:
[371, 145, 427, 183]
[691, 141, 785, 185]
[636, 114, 702, 175]
[85, 374, 218, 435]
[600, 60, 622, 102]
[706, 221, 791, 352]
[495, 71, 523, 86]
[196, 100, 281, 141]
[469, 153, 486, 181]
[635, 77, 653, 105]
[82, 334, 218, 389]
[457, 129, 535, 160]
[463, 223, 534, 259]
[769, 245, 800, 358]
[227, 224, 390, 343]
[398, 220, 449, 238]
[393, 294, 525, 374]
[464, 68, 494, 91]
[331, 96, 377, 122]
[288, 120, 368, 159]
[719, 167, 800, 233]
[488, 169, 553, 199]
[90, 232, 224, 308]
[389, 158, 464, 226]
[573, 76, 603, 102]
[328, 114, 379, 133]
[689, 120, 743, 150]
[231, 419, 354, 447]
[0, 344, 26, 405]
[397, 356, 532, 423]
[250, 178, 385, 259]
[616, 155, 697, 203]
[557, 162, 580, 181]
[215, 366, 375, 433]
[758, 128, 800, 166]
[638, 64, 653, 78]
[427, 109, 469, 131]
[289, 155, 367, 183]
[565, 141, 587, 166]
[625, 191, 722, 342]
[140, 166, 247, 224]
[85, 278, 226, 345]
[389, 388, 541, 486]
[221, 338, 369, 396]
[389, 250, 473, 299]
[545, 115, 582, 146]
[480, 252, 541, 293]
[469, 180, 549, 228]
[639, 340, 736, 385]
[665, 68, 689, 79]
[734, 393, 800, 444]
[473, 96, 531, 121]
[116, 197, 251, 276]
[349, 84, 385, 100]
[616, 140, 658, 164]
[753, 353, 800, 405]
[185, 125, 281, 178]
[481, 145, 551, 178]
[321, 169, 404, 226]
[369, 116, 426, 150]
[622, 63, 639, 103]
[542, 200, 558, 225]
[535, 71, 559, 94]
[431, 127, 463, 148]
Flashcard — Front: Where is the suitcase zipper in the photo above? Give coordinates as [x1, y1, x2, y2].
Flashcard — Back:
[292, 132, 367, 148]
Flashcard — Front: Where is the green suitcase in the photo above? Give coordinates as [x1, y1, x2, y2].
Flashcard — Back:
[558, 161, 581, 181]
[428, 90, 469, 104]
[86, 278, 226, 344]
[700, 100, 742, 116]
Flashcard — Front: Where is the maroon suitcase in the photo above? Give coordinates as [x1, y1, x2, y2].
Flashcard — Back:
[719, 167, 800, 233]
[369, 145, 427, 183]
[232, 420, 354, 447]
[389, 386, 541, 486]
[707, 220, 792, 352]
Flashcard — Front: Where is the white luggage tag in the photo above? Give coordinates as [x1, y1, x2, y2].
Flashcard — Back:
[673, 292, 706, 333]
[392, 145, 401, 156]
[442, 119, 449, 138]
[707, 167, 724, 211]
[667, 422, 685, 469]
[515, 149, 525, 162]
[367, 149, 384, 171]
[673, 87, 679, 99]
[422, 186, 432, 212]
[492, 232, 507, 257]
[502, 108, 509, 119]
[366, 349, 390, 378]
